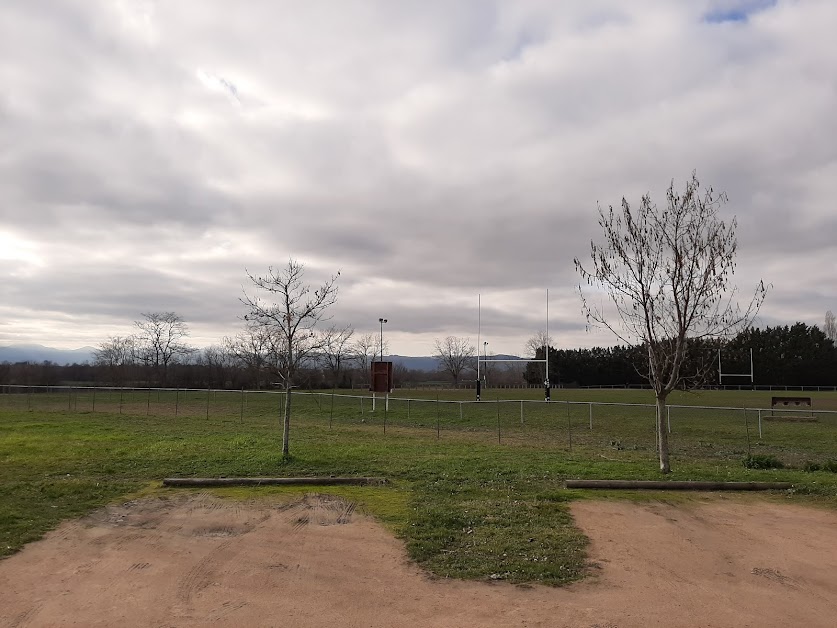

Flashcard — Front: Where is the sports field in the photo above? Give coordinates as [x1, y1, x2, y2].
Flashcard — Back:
[1, 385, 836, 587]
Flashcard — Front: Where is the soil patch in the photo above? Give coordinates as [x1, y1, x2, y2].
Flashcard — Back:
[1, 493, 836, 627]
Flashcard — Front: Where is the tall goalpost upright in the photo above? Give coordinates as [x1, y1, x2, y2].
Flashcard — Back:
[477, 290, 551, 401]
[718, 348, 754, 387]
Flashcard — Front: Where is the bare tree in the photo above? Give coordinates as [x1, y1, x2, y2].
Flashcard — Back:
[434, 336, 476, 385]
[241, 259, 340, 457]
[199, 345, 237, 388]
[825, 310, 837, 343]
[352, 332, 388, 386]
[319, 324, 355, 388]
[574, 172, 767, 473]
[93, 335, 136, 385]
[223, 322, 272, 389]
[134, 312, 194, 386]
[525, 330, 553, 384]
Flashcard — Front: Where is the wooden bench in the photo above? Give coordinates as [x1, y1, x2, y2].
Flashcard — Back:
[766, 396, 817, 422]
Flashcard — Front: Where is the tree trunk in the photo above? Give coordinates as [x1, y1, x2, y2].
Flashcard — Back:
[655, 394, 671, 473]
[282, 384, 292, 457]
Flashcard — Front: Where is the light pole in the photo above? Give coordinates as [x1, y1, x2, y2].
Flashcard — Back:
[483, 342, 488, 387]
[379, 318, 387, 362]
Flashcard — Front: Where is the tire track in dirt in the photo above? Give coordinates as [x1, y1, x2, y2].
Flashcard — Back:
[6, 495, 837, 627]
[176, 540, 239, 605]
[279, 494, 357, 531]
[207, 599, 249, 622]
[6, 602, 42, 628]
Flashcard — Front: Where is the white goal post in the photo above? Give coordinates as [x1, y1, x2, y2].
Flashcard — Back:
[477, 290, 551, 400]
[718, 348, 754, 385]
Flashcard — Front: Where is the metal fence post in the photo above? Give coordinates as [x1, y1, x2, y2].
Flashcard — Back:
[744, 408, 751, 456]
[520, 400, 524, 425]
[567, 401, 572, 452]
[588, 403, 593, 430]
[758, 409, 762, 438]
[330, 391, 334, 429]
[436, 394, 440, 439]
[240, 388, 245, 423]
[206, 386, 210, 420]
[92, 387, 96, 413]
[119, 387, 124, 415]
[496, 398, 501, 444]
[667, 405, 671, 434]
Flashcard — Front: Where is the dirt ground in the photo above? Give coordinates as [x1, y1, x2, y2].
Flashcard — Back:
[1, 492, 837, 628]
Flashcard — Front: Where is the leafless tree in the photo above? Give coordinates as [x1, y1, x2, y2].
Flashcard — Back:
[574, 172, 767, 473]
[241, 259, 340, 457]
[352, 332, 388, 386]
[199, 344, 237, 388]
[434, 336, 476, 385]
[525, 331, 553, 384]
[134, 312, 194, 386]
[825, 310, 837, 343]
[93, 335, 136, 385]
[501, 361, 527, 386]
[319, 325, 355, 388]
[223, 322, 272, 389]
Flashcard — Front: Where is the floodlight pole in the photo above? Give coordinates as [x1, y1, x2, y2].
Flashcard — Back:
[545, 288, 549, 383]
[483, 341, 488, 388]
[477, 295, 481, 382]
[476, 294, 481, 400]
[373, 317, 387, 413]
[379, 317, 387, 362]
[544, 289, 550, 401]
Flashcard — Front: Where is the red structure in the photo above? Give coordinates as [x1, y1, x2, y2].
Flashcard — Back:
[370, 361, 393, 393]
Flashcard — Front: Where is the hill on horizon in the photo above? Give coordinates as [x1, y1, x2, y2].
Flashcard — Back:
[0, 344, 97, 365]
[0, 345, 523, 370]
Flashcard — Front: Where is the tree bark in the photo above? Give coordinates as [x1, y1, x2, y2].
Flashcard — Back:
[656, 394, 671, 473]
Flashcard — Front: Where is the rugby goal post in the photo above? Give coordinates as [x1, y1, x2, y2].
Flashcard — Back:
[477, 290, 551, 401]
[718, 348, 754, 386]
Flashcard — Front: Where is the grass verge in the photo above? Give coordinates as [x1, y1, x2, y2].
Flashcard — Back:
[2, 404, 836, 586]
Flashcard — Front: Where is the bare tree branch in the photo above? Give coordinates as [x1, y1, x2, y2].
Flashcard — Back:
[240, 259, 341, 456]
[574, 172, 768, 473]
[825, 310, 837, 343]
[434, 336, 476, 385]
[133, 312, 194, 386]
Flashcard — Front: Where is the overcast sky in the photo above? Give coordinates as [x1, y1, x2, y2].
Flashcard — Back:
[1, 0, 836, 357]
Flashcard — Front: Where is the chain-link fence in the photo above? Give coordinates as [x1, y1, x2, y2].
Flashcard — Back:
[2, 385, 835, 465]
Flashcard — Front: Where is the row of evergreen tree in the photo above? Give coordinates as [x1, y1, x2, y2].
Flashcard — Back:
[524, 323, 837, 387]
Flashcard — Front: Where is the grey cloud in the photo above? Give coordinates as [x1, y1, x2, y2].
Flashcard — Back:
[2, 0, 836, 354]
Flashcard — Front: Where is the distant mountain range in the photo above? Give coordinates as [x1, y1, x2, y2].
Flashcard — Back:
[0, 344, 97, 365]
[386, 354, 523, 372]
[0, 345, 523, 370]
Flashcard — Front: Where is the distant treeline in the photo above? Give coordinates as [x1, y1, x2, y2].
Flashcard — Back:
[2, 322, 835, 389]
[0, 358, 523, 390]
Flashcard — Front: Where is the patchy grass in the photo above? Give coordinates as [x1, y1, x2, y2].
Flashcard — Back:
[2, 389, 837, 585]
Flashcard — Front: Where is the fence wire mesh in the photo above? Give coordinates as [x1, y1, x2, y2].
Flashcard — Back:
[2, 385, 836, 465]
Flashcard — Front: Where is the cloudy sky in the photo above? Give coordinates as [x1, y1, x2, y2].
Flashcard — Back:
[1, 0, 835, 357]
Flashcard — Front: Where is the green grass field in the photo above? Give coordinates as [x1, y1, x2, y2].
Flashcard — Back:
[2, 386, 836, 585]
